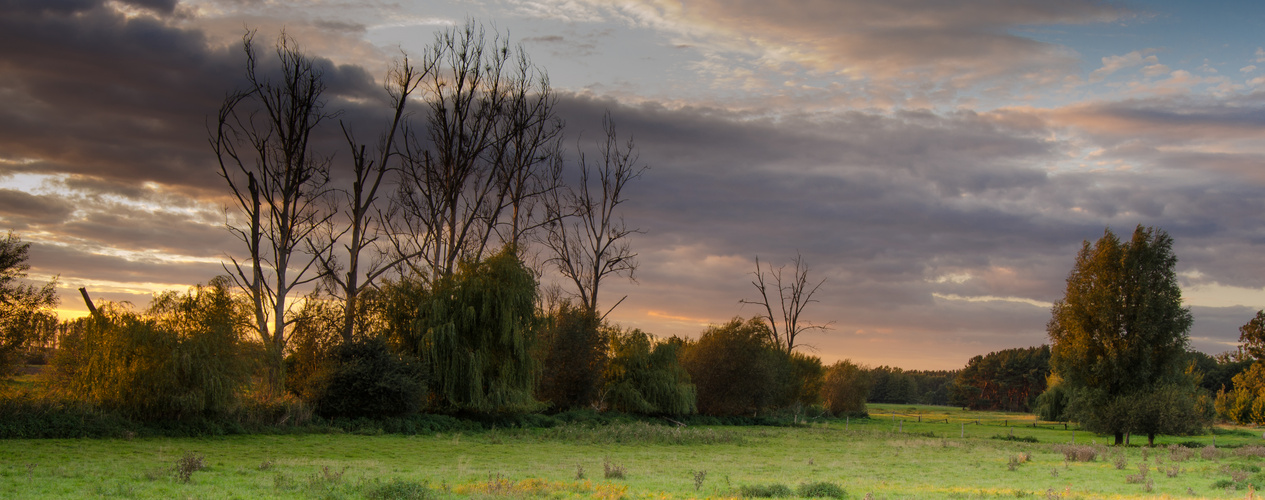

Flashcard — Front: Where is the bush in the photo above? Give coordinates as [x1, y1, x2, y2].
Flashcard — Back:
[309, 336, 425, 419]
[797, 481, 847, 499]
[739, 483, 793, 498]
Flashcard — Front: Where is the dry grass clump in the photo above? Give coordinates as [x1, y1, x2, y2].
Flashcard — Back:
[603, 457, 626, 479]
[1007, 453, 1031, 471]
[1053, 444, 1097, 462]
[1235, 445, 1265, 458]
[1201, 445, 1223, 461]
[1168, 444, 1194, 462]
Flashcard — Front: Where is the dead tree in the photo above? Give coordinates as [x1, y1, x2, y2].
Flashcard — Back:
[212, 31, 333, 392]
[313, 55, 430, 343]
[740, 253, 832, 354]
[388, 21, 562, 280]
[546, 113, 645, 319]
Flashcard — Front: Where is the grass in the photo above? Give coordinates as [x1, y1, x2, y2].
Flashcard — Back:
[2, 404, 1265, 498]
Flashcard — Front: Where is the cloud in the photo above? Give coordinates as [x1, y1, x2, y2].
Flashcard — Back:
[514, 0, 1128, 105]
[1090, 50, 1159, 82]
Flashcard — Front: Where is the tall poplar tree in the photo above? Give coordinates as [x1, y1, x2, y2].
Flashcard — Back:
[1047, 225, 1202, 445]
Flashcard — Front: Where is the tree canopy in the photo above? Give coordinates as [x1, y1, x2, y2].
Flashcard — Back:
[1047, 225, 1203, 445]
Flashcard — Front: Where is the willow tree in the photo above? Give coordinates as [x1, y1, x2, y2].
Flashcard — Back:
[383, 248, 539, 412]
[603, 328, 696, 415]
[1048, 225, 1200, 445]
[54, 278, 250, 419]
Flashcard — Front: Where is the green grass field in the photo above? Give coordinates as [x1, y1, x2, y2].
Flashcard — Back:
[2, 403, 1264, 499]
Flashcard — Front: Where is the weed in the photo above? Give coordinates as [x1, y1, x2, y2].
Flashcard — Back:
[692, 469, 707, 491]
[259, 459, 274, 471]
[1112, 452, 1127, 470]
[273, 471, 297, 491]
[1220, 464, 1250, 483]
[797, 481, 846, 499]
[1049, 467, 1058, 478]
[603, 457, 626, 479]
[807, 457, 814, 465]
[175, 451, 205, 483]
[142, 466, 166, 481]
[1007, 453, 1030, 471]
[1169, 444, 1194, 462]
[575, 463, 585, 480]
[365, 479, 432, 500]
[1052, 444, 1096, 462]
[1143, 477, 1154, 492]
[1126, 462, 1149, 484]
[1165, 464, 1182, 478]
[1201, 445, 1223, 460]
[24, 463, 35, 483]
[318, 464, 348, 484]
[739, 483, 793, 497]
[1236, 445, 1265, 458]
[1140, 447, 1149, 462]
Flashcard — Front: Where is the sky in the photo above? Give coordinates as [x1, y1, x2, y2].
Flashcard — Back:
[3, 0, 1265, 370]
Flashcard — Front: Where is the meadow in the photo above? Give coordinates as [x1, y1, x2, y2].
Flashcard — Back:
[2, 403, 1264, 499]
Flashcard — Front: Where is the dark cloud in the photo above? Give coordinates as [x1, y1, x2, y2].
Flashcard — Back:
[27, 241, 225, 286]
[548, 92, 1265, 367]
[0, 1, 382, 201]
[0, 188, 74, 226]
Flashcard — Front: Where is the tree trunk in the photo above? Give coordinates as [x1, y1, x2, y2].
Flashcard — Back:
[1114, 432, 1124, 445]
[1148, 433, 1155, 446]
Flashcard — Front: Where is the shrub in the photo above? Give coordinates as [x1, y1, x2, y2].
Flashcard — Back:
[175, 452, 205, 483]
[797, 481, 847, 499]
[740, 483, 793, 498]
[992, 434, 1039, 443]
[308, 336, 425, 419]
[364, 479, 432, 500]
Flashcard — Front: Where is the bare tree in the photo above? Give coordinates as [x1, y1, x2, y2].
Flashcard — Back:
[740, 253, 831, 354]
[546, 113, 646, 318]
[388, 21, 562, 280]
[492, 50, 565, 251]
[212, 31, 333, 392]
[313, 55, 430, 343]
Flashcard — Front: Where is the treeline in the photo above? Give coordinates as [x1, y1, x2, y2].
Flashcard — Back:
[3, 269, 878, 430]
